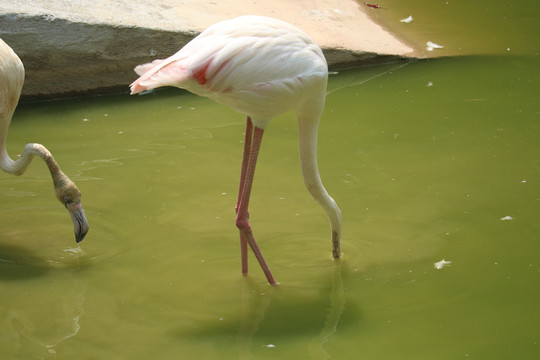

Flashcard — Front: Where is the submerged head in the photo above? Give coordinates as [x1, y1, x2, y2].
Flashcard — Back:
[53, 174, 89, 243]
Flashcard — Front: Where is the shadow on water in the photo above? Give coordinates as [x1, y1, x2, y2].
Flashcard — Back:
[0, 243, 49, 280]
[170, 261, 361, 358]
[0, 239, 99, 276]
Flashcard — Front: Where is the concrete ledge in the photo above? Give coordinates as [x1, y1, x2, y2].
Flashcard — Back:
[1, 14, 196, 99]
[1, 0, 416, 100]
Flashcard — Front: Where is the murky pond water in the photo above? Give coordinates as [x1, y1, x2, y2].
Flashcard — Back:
[1, 1, 539, 359]
[365, 0, 539, 57]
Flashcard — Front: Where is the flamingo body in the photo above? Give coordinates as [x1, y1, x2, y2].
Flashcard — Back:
[131, 16, 327, 128]
[131, 16, 341, 285]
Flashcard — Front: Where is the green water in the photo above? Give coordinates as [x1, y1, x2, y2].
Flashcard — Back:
[1, 1, 539, 359]
[364, 0, 539, 57]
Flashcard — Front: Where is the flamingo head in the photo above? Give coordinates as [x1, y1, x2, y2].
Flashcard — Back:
[54, 175, 89, 243]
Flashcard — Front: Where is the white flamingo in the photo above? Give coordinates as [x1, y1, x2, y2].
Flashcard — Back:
[0, 38, 89, 243]
[130, 15, 341, 285]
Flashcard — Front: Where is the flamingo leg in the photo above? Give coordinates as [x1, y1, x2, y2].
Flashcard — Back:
[236, 117, 253, 275]
[235, 118, 277, 285]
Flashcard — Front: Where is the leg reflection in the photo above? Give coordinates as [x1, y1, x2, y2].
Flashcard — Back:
[237, 278, 275, 359]
[309, 261, 345, 360]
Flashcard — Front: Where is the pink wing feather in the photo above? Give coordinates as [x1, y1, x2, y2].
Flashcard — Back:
[130, 59, 191, 94]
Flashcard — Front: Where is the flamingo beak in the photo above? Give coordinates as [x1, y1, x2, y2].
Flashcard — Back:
[68, 203, 89, 243]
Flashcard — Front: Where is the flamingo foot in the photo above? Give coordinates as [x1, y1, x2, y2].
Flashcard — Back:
[236, 217, 276, 285]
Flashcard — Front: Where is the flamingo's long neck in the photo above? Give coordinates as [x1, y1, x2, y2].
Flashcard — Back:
[0, 114, 65, 187]
[0, 134, 74, 208]
[0, 133, 57, 178]
[297, 112, 342, 258]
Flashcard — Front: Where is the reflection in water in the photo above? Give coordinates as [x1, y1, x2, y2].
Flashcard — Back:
[235, 261, 346, 359]
[309, 261, 346, 360]
[0, 244, 88, 356]
[2, 278, 87, 356]
[237, 278, 275, 359]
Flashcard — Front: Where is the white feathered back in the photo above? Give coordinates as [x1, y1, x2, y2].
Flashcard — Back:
[130, 16, 328, 122]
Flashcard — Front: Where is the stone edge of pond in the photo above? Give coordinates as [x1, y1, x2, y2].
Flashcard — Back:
[1, 13, 415, 101]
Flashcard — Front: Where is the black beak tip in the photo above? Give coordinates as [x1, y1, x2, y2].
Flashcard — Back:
[76, 230, 88, 243]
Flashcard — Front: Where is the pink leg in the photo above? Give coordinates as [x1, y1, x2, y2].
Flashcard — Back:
[235, 118, 277, 285]
[236, 118, 253, 275]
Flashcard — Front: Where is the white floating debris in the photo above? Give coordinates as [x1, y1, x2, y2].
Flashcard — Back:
[427, 41, 444, 51]
[400, 15, 413, 23]
[264, 344, 276, 348]
[427, 81, 434, 87]
[434, 259, 452, 269]
[500, 216, 514, 221]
